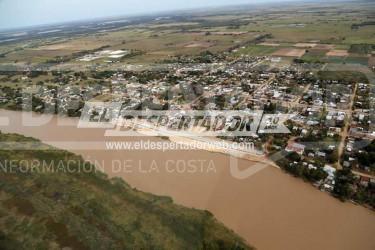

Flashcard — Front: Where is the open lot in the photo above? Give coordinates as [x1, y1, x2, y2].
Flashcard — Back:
[294, 43, 317, 48]
[327, 50, 349, 57]
[184, 41, 214, 48]
[272, 48, 306, 57]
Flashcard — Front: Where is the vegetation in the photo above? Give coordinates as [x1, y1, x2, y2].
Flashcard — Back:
[332, 167, 374, 208]
[235, 45, 277, 56]
[351, 21, 375, 30]
[348, 44, 374, 55]
[333, 168, 355, 201]
[356, 140, 375, 172]
[273, 151, 328, 183]
[316, 71, 369, 83]
[0, 132, 252, 250]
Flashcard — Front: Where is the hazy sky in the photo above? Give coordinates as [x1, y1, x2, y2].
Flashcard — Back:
[0, 0, 291, 30]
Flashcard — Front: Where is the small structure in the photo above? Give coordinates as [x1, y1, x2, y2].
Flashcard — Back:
[323, 165, 336, 179]
[285, 142, 306, 155]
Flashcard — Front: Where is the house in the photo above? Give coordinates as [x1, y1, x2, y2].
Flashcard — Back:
[308, 164, 317, 170]
[317, 151, 326, 158]
[301, 129, 308, 135]
[359, 177, 370, 187]
[0, 97, 8, 103]
[285, 142, 306, 155]
[323, 183, 334, 191]
[323, 165, 336, 178]
[343, 161, 351, 168]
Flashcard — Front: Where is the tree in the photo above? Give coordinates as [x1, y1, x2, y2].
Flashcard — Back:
[333, 168, 355, 201]
[286, 152, 301, 162]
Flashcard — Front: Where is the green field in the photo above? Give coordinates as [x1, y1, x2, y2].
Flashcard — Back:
[301, 49, 328, 63]
[325, 56, 346, 64]
[235, 45, 279, 56]
[345, 56, 370, 66]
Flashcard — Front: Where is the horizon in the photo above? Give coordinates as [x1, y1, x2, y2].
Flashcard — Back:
[0, 0, 306, 31]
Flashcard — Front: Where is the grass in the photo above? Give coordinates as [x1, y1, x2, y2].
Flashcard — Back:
[345, 56, 370, 66]
[0, 132, 252, 250]
[301, 49, 328, 63]
[325, 56, 346, 64]
[316, 71, 369, 83]
[323, 56, 370, 66]
[235, 45, 278, 56]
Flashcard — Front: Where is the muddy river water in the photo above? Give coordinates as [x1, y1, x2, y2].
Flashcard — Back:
[1, 110, 374, 250]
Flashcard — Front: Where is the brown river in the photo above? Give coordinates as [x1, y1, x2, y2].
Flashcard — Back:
[1, 110, 374, 250]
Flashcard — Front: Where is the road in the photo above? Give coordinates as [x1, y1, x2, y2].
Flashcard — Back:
[337, 83, 358, 170]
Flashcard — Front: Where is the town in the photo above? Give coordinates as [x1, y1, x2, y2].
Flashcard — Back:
[0, 50, 373, 208]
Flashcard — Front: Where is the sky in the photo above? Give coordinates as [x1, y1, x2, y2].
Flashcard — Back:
[0, 0, 293, 30]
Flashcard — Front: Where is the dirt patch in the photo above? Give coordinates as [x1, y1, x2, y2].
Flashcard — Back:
[272, 48, 306, 57]
[369, 56, 375, 67]
[35, 43, 74, 50]
[259, 42, 280, 46]
[294, 43, 317, 48]
[326, 50, 349, 57]
[184, 41, 213, 48]
[306, 49, 329, 55]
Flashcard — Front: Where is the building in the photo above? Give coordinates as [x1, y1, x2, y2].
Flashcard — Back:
[285, 142, 306, 155]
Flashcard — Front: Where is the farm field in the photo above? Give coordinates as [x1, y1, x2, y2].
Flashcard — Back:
[0, 1, 373, 67]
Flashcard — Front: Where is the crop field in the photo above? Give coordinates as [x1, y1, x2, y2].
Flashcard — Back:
[235, 45, 279, 56]
[345, 56, 371, 66]
[326, 50, 349, 57]
[301, 49, 328, 62]
[325, 56, 346, 64]
[0, 26, 261, 64]
[0, 1, 373, 66]
[272, 48, 306, 57]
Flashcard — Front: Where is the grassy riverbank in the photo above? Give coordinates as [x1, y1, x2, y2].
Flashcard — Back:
[0, 131, 252, 250]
